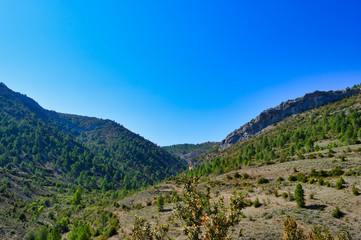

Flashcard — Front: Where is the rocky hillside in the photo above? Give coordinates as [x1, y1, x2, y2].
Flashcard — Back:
[220, 88, 360, 150]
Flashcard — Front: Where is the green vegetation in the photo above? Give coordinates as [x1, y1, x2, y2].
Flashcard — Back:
[332, 207, 343, 219]
[294, 184, 305, 208]
[281, 217, 352, 240]
[191, 92, 361, 176]
[156, 194, 164, 212]
[0, 83, 186, 238]
[143, 176, 246, 240]
[335, 177, 345, 190]
[2, 84, 361, 239]
[352, 185, 359, 196]
[253, 198, 261, 208]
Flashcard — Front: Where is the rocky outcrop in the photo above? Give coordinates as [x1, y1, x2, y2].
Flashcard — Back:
[220, 89, 360, 150]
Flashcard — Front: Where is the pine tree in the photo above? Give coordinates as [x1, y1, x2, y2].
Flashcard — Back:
[72, 189, 81, 205]
[156, 195, 164, 212]
[294, 184, 305, 208]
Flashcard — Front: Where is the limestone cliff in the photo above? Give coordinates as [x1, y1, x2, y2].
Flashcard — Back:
[220, 89, 360, 150]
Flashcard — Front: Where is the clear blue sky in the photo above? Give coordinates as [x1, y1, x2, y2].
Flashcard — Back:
[1, 1, 361, 146]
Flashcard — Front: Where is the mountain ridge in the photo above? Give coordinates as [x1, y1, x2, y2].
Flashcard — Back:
[220, 88, 360, 150]
[0, 82, 186, 189]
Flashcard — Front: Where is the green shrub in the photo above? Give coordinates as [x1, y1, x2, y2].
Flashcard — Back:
[107, 225, 118, 237]
[331, 207, 343, 218]
[133, 203, 143, 210]
[253, 198, 261, 208]
[24, 230, 36, 240]
[242, 173, 250, 179]
[257, 177, 269, 184]
[309, 191, 315, 199]
[288, 175, 297, 182]
[296, 173, 307, 183]
[282, 192, 288, 200]
[330, 166, 344, 176]
[335, 177, 345, 190]
[308, 177, 316, 184]
[18, 212, 26, 221]
[352, 185, 359, 196]
[273, 189, 279, 197]
[234, 172, 241, 178]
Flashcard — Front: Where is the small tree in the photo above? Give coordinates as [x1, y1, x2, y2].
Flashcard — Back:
[156, 195, 164, 212]
[128, 216, 169, 240]
[282, 217, 305, 240]
[294, 184, 305, 208]
[69, 222, 92, 240]
[72, 189, 81, 205]
[282, 217, 353, 239]
[331, 206, 343, 218]
[175, 176, 246, 240]
[352, 185, 359, 196]
[253, 198, 261, 208]
[335, 177, 345, 190]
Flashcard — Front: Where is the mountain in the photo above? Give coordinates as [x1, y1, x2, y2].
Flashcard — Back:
[193, 85, 361, 175]
[220, 88, 360, 150]
[0, 83, 187, 238]
[2, 83, 361, 239]
[163, 142, 219, 163]
[0, 83, 186, 189]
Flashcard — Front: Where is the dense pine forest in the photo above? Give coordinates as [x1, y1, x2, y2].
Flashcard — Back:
[0, 83, 187, 239]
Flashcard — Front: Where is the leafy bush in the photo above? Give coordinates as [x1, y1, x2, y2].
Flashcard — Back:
[288, 175, 297, 182]
[253, 198, 261, 208]
[331, 207, 343, 218]
[335, 177, 345, 190]
[174, 176, 247, 240]
[257, 177, 269, 184]
[234, 172, 241, 178]
[352, 185, 359, 196]
[277, 177, 285, 183]
[296, 173, 307, 183]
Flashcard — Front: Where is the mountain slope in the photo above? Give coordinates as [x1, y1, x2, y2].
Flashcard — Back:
[0, 83, 186, 189]
[0, 83, 187, 239]
[220, 88, 360, 150]
[193, 86, 361, 176]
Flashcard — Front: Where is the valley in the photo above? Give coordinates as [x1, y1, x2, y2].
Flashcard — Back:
[0, 83, 361, 239]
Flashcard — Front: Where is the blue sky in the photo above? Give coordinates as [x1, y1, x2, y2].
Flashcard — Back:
[1, 1, 361, 146]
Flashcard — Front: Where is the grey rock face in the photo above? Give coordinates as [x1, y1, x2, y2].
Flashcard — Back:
[220, 89, 360, 150]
